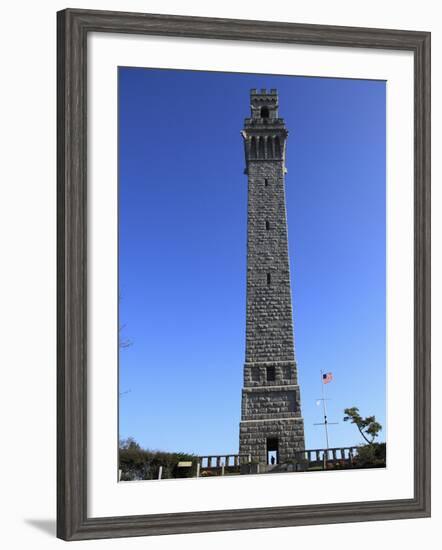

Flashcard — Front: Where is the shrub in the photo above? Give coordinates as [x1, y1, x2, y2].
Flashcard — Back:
[353, 442, 386, 468]
[119, 438, 197, 481]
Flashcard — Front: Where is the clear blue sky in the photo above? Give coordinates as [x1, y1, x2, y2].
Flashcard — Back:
[118, 67, 386, 454]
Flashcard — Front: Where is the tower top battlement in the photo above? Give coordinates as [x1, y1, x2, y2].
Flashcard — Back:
[249, 88, 279, 120]
[242, 88, 287, 169]
[250, 88, 277, 95]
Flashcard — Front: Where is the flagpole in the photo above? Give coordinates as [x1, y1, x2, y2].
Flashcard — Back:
[320, 369, 330, 450]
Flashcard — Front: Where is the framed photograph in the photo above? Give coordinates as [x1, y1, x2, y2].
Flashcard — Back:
[57, 8, 431, 541]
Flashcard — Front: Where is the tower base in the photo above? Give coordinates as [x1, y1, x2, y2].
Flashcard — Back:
[239, 418, 305, 465]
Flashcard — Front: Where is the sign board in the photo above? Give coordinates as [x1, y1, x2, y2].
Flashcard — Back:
[177, 461, 193, 468]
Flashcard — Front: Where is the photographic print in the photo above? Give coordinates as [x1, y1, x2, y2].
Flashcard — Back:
[57, 9, 430, 539]
[118, 67, 386, 482]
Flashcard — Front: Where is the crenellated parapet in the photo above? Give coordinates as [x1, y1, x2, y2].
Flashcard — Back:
[241, 89, 289, 172]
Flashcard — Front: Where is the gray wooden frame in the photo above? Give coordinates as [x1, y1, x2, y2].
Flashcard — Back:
[57, 8, 431, 541]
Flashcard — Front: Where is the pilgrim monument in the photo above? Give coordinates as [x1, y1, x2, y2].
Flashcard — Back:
[239, 89, 305, 466]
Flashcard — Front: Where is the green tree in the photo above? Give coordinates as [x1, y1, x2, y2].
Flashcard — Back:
[343, 406, 382, 444]
[119, 437, 141, 450]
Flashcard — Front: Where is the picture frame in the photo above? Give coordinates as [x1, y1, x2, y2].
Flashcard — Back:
[57, 8, 431, 541]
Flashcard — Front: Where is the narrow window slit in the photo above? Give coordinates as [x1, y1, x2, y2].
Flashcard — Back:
[266, 366, 276, 381]
[267, 273, 271, 285]
[265, 220, 270, 231]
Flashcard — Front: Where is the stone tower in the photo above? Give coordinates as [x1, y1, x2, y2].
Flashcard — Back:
[239, 89, 305, 466]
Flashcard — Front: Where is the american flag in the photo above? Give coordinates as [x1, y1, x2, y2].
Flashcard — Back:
[322, 372, 333, 384]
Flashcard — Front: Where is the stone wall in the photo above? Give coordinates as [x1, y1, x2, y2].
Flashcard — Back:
[242, 386, 300, 419]
[243, 360, 299, 387]
[245, 161, 296, 364]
